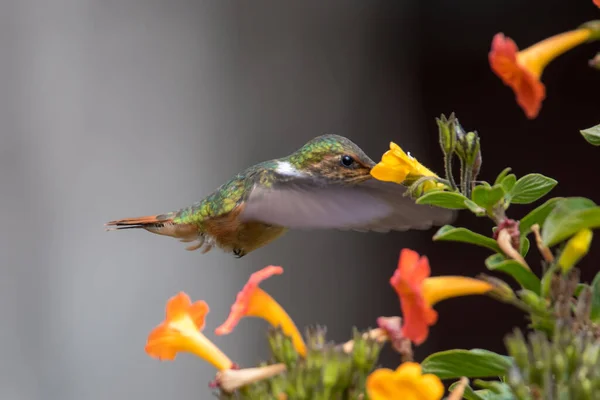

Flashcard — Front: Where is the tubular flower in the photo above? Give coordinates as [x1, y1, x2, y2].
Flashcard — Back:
[370, 142, 442, 192]
[558, 228, 593, 273]
[391, 249, 493, 345]
[489, 27, 595, 119]
[215, 266, 307, 357]
[145, 292, 233, 371]
[366, 362, 444, 400]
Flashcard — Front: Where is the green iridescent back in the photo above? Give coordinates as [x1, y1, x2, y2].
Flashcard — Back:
[171, 160, 279, 226]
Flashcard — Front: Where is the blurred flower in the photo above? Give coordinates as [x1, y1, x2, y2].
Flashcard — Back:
[558, 228, 593, 273]
[145, 292, 234, 371]
[390, 249, 493, 345]
[595, 0, 600, 8]
[370, 142, 442, 192]
[489, 28, 593, 119]
[216, 363, 287, 393]
[215, 266, 307, 356]
[366, 362, 444, 400]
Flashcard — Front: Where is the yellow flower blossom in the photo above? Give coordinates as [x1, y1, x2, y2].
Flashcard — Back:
[366, 362, 444, 400]
[370, 142, 442, 192]
[558, 228, 593, 273]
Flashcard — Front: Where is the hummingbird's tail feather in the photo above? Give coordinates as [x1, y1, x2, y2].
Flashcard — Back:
[105, 214, 172, 231]
[105, 212, 200, 240]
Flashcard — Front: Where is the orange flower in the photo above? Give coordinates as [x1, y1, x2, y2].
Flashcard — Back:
[145, 292, 234, 371]
[595, 0, 600, 8]
[489, 28, 593, 119]
[366, 362, 444, 400]
[391, 249, 493, 345]
[215, 266, 307, 356]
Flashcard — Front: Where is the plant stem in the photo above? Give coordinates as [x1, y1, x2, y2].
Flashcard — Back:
[444, 153, 458, 191]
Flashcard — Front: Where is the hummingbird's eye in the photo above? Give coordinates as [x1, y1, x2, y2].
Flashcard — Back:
[340, 155, 355, 167]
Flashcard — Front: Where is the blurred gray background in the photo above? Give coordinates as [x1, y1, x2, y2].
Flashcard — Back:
[4, 1, 598, 399]
[0, 1, 430, 400]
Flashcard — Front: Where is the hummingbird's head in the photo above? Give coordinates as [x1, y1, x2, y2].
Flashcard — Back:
[285, 134, 376, 184]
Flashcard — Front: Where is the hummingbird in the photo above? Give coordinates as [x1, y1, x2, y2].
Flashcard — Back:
[105, 134, 454, 258]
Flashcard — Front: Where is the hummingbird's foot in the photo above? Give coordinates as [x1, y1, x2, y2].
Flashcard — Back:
[233, 248, 247, 258]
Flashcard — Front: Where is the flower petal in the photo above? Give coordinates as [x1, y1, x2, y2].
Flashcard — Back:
[367, 362, 445, 400]
[370, 163, 410, 184]
[165, 292, 192, 320]
[366, 368, 398, 399]
[215, 266, 283, 335]
[423, 276, 493, 306]
[489, 33, 546, 119]
[400, 294, 438, 346]
[145, 324, 178, 360]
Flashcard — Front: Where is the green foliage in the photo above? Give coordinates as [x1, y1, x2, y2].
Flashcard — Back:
[420, 349, 513, 380]
[472, 184, 505, 210]
[433, 225, 502, 253]
[541, 197, 600, 246]
[223, 327, 382, 400]
[416, 191, 470, 209]
[589, 271, 600, 323]
[484, 254, 541, 293]
[518, 198, 563, 236]
[580, 123, 600, 146]
[506, 174, 557, 205]
[449, 380, 515, 400]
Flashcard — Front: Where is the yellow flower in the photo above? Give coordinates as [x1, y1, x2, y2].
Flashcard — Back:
[215, 266, 307, 357]
[558, 228, 593, 273]
[145, 292, 234, 371]
[370, 142, 442, 192]
[366, 362, 444, 400]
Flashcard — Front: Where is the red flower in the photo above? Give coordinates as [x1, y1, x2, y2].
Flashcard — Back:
[215, 266, 307, 356]
[390, 249, 493, 345]
[489, 28, 594, 119]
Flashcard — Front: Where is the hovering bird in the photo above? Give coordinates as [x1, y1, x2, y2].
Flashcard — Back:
[106, 134, 453, 257]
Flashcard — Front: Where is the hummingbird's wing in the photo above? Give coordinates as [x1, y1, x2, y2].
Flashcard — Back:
[239, 179, 455, 232]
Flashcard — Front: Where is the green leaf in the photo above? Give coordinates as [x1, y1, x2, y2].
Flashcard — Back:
[581, 124, 600, 146]
[433, 225, 502, 253]
[519, 197, 563, 235]
[416, 191, 469, 210]
[421, 349, 513, 380]
[485, 254, 541, 293]
[500, 174, 517, 194]
[448, 381, 485, 400]
[494, 167, 512, 186]
[465, 199, 487, 216]
[448, 380, 515, 400]
[520, 237, 530, 257]
[472, 184, 505, 209]
[472, 380, 516, 399]
[590, 272, 600, 322]
[575, 283, 589, 297]
[508, 173, 557, 204]
[541, 197, 600, 246]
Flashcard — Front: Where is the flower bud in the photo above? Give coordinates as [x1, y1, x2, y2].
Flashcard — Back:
[437, 113, 457, 155]
[558, 229, 593, 274]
